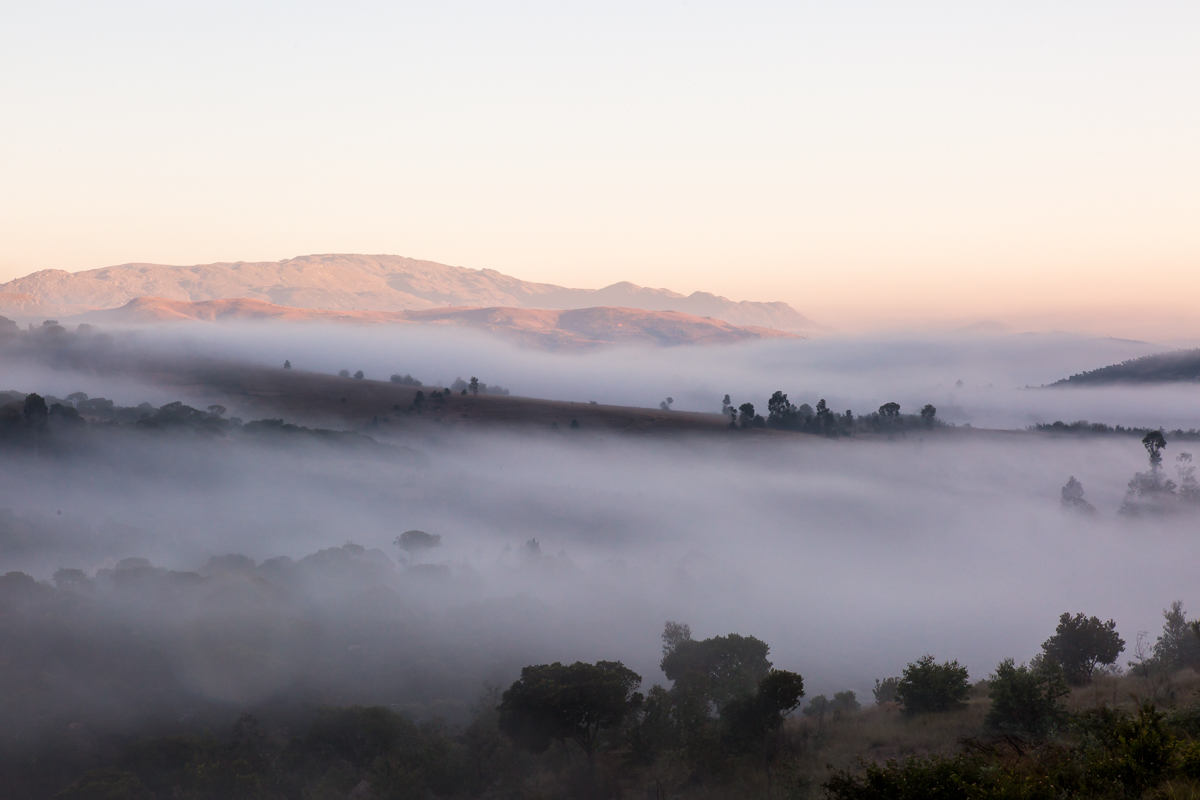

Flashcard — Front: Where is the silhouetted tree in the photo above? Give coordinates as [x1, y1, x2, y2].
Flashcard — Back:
[570, 419, 580, 429]
[1061, 476, 1096, 513]
[767, 391, 799, 429]
[1041, 612, 1125, 685]
[412, 391, 425, 412]
[206, 405, 226, 417]
[659, 397, 674, 411]
[895, 655, 970, 715]
[394, 529, 442, 563]
[832, 690, 860, 717]
[338, 369, 350, 378]
[662, 621, 692, 657]
[353, 370, 364, 380]
[984, 658, 1069, 738]
[498, 661, 642, 762]
[22, 393, 48, 428]
[721, 395, 733, 416]
[469, 377, 479, 395]
[1177, 453, 1199, 503]
[879, 402, 900, 418]
[283, 360, 291, 369]
[815, 399, 836, 434]
[1144, 430, 1167, 474]
[661, 632, 774, 710]
[1151, 601, 1200, 671]
[803, 694, 831, 732]
[920, 404, 937, 427]
[872, 677, 899, 705]
[722, 669, 805, 748]
[738, 403, 756, 429]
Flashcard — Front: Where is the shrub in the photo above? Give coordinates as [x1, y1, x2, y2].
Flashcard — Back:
[984, 658, 1069, 738]
[873, 677, 899, 705]
[1042, 612, 1125, 685]
[895, 655, 970, 715]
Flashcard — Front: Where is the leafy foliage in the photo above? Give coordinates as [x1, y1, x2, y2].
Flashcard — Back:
[1042, 612, 1125, 685]
[985, 659, 1069, 738]
[895, 655, 971, 715]
[497, 661, 643, 761]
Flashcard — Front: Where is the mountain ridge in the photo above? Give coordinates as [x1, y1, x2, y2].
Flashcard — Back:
[0, 254, 818, 332]
[72, 296, 801, 350]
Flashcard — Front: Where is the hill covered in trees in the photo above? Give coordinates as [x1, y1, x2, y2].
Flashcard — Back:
[1051, 348, 1200, 386]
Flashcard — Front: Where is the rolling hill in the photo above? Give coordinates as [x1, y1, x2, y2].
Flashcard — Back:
[1051, 348, 1200, 386]
[0, 254, 818, 332]
[76, 296, 800, 349]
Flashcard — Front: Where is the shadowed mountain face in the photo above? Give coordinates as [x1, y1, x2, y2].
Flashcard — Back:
[72, 296, 800, 349]
[0, 254, 817, 331]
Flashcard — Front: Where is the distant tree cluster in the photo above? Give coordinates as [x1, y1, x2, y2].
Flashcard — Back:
[1062, 432, 1200, 517]
[451, 377, 510, 396]
[718, 392, 941, 436]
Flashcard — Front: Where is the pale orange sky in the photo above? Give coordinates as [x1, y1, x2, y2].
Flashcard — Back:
[1, 3, 1197, 339]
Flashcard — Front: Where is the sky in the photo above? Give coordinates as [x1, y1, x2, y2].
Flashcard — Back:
[1, 2, 1197, 334]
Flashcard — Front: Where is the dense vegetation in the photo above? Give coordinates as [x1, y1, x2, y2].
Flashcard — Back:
[1051, 348, 1200, 386]
[720, 392, 942, 437]
[5, 565, 1200, 800]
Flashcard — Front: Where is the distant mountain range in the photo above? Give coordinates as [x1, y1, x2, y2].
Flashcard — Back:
[72, 297, 799, 349]
[1051, 348, 1200, 386]
[0, 253, 818, 332]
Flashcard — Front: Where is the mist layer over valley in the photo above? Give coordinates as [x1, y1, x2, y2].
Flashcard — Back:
[3, 321, 1200, 798]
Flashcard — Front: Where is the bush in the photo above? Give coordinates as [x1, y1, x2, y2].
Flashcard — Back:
[873, 677, 899, 705]
[1042, 612, 1125, 685]
[985, 658, 1069, 738]
[895, 655, 970, 715]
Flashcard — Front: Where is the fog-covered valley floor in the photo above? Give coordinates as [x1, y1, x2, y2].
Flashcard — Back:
[3, 322, 1199, 735]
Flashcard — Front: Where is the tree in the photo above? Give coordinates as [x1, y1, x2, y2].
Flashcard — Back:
[412, 391, 425, 412]
[1144, 430, 1167, 474]
[895, 655, 971, 715]
[1178, 453, 1200, 503]
[920, 404, 937, 427]
[767, 391, 799, 429]
[1061, 476, 1096, 513]
[338, 369, 350, 378]
[662, 621, 692, 657]
[570, 419, 580, 429]
[815, 399, 836, 434]
[738, 402, 756, 429]
[661, 632, 773, 709]
[469, 377, 479, 395]
[803, 694, 831, 731]
[353, 370, 364, 380]
[832, 690, 860, 716]
[721, 395, 733, 416]
[498, 661, 642, 762]
[984, 658, 1069, 738]
[879, 402, 901, 418]
[660, 397, 674, 410]
[22, 393, 48, 428]
[206, 405, 226, 417]
[1041, 612, 1125, 685]
[872, 677, 899, 705]
[283, 359, 291, 369]
[1151, 601, 1200, 671]
[395, 529, 442, 563]
[722, 669, 805, 749]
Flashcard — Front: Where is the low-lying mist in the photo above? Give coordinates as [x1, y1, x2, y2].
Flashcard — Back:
[3, 408, 1198, 730]
[29, 321, 1195, 431]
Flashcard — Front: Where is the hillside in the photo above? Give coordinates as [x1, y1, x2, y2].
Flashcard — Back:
[1051, 348, 1200, 386]
[0, 253, 818, 331]
[75, 296, 800, 349]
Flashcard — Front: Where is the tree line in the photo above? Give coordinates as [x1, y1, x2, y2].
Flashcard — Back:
[720, 392, 940, 436]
